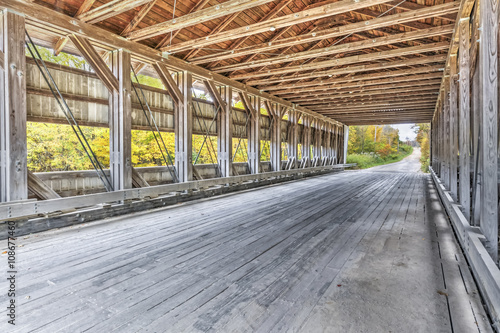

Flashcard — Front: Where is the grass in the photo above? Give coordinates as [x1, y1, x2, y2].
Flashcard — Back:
[346, 146, 414, 169]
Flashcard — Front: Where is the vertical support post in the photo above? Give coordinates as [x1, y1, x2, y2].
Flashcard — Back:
[343, 125, 349, 164]
[443, 82, 450, 189]
[312, 119, 322, 165]
[217, 86, 232, 177]
[449, 55, 459, 199]
[459, 17, 471, 221]
[302, 115, 311, 168]
[332, 124, 338, 164]
[267, 102, 282, 171]
[287, 110, 298, 169]
[324, 123, 332, 165]
[472, 56, 481, 226]
[247, 96, 260, 174]
[0, 11, 27, 202]
[109, 49, 132, 190]
[479, 0, 498, 261]
[439, 106, 443, 176]
[175, 71, 193, 182]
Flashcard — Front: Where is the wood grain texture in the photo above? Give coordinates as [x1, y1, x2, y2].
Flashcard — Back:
[109, 49, 132, 190]
[449, 55, 458, 200]
[479, 0, 498, 262]
[458, 18, 471, 221]
[0, 11, 27, 202]
[1, 170, 491, 332]
[162, 0, 453, 54]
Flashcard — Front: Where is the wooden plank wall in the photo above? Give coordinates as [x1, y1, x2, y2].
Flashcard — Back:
[24, 60, 300, 141]
[21, 57, 344, 194]
[431, 0, 499, 264]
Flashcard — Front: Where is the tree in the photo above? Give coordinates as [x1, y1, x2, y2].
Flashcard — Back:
[413, 123, 430, 172]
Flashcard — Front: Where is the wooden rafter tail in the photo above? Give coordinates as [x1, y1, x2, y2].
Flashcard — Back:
[77, 0, 154, 24]
[152, 63, 183, 106]
[68, 35, 119, 93]
[203, 80, 227, 109]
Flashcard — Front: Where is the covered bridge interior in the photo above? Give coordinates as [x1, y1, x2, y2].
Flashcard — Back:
[0, 0, 499, 331]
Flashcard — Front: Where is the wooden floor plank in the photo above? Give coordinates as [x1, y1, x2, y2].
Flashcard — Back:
[0, 169, 493, 333]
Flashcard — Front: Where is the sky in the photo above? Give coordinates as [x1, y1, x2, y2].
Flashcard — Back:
[393, 124, 417, 141]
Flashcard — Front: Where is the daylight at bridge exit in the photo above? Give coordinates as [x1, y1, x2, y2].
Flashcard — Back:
[0, 0, 499, 332]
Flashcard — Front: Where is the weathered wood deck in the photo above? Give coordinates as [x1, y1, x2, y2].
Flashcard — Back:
[1, 167, 493, 332]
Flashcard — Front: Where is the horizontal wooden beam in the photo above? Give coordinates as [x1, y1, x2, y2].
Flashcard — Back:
[0, 0, 342, 126]
[333, 115, 435, 122]
[343, 118, 433, 125]
[291, 86, 441, 103]
[310, 99, 438, 110]
[128, 0, 279, 41]
[214, 25, 454, 73]
[337, 111, 435, 118]
[77, 0, 153, 24]
[194, 0, 294, 63]
[0, 164, 354, 222]
[322, 106, 436, 115]
[262, 66, 444, 92]
[301, 91, 437, 105]
[275, 73, 441, 98]
[159, 0, 394, 52]
[305, 95, 438, 106]
[231, 42, 449, 80]
[282, 79, 442, 99]
[245, 55, 447, 86]
[188, 1, 460, 64]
